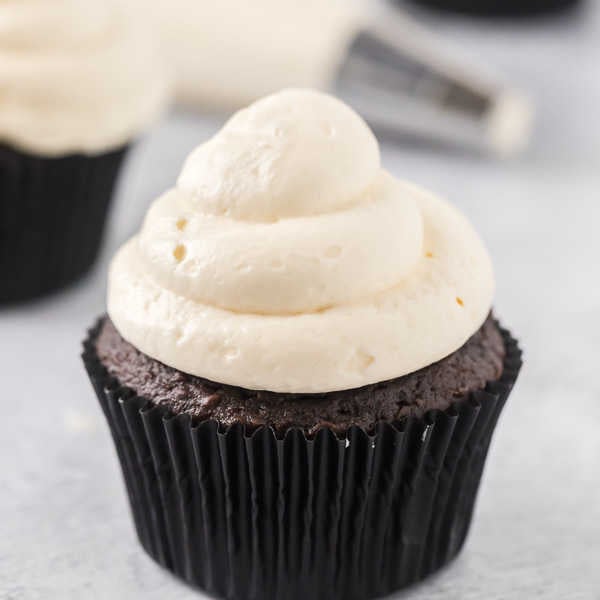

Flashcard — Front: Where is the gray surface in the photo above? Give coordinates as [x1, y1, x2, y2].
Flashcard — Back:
[2, 5, 600, 599]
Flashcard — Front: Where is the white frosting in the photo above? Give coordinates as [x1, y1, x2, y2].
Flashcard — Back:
[0, 0, 169, 156]
[146, 0, 361, 110]
[108, 89, 494, 393]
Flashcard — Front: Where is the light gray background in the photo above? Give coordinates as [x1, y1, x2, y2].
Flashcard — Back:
[2, 3, 599, 599]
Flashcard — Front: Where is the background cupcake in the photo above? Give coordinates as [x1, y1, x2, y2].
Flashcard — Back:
[0, 0, 168, 303]
[84, 90, 521, 599]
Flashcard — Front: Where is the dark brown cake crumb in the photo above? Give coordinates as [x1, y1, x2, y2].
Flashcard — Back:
[95, 315, 505, 436]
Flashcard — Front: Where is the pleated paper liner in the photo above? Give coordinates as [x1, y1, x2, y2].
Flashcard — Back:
[0, 144, 128, 303]
[83, 320, 521, 600]
[406, 0, 580, 16]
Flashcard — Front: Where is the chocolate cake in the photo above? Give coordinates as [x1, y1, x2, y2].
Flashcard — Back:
[95, 314, 504, 436]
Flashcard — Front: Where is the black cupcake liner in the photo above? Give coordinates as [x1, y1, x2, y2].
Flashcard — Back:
[0, 144, 128, 303]
[82, 321, 521, 600]
[405, 0, 580, 17]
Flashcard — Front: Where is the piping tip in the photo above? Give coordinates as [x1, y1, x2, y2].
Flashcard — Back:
[334, 8, 534, 157]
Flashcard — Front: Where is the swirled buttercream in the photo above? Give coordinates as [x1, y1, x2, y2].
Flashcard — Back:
[0, 0, 169, 155]
[108, 89, 494, 393]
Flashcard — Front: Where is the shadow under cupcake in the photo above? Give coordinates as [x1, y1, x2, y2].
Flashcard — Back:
[83, 89, 522, 599]
[0, 0, 168, 303]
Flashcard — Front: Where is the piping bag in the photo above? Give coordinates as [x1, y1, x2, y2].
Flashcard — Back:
[153, 0, 533, 156]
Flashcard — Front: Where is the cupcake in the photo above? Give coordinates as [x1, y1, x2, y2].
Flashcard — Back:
[0, 0, 168, 303]
[83, 89, 521, 599]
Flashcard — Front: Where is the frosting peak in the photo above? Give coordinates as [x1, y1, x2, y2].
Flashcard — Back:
[178, 90, 380, 221]
[140, 90, 419, 315]
[108, 89, 494, 393]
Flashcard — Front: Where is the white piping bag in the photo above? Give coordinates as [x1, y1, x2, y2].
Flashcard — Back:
[154, 0, 533, 156]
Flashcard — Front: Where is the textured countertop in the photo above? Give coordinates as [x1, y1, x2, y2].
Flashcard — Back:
[1, 4, 599, 599]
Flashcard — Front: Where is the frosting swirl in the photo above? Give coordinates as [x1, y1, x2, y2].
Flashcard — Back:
[108, 89, 494, 393]
[0, 0, 169, 155]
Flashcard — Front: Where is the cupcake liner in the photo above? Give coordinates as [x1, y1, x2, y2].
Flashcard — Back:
[406, 0, 579, 16]
[83, 320, 521, 600]
[0, 144, 128, 303]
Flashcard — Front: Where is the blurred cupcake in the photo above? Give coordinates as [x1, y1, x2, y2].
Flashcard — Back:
[83, 90, 521, 599]
[0, 0, 168, 303]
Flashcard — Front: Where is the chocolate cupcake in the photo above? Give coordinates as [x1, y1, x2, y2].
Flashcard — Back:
[83, 89, 521, 599]
[0, 0, 169, 303]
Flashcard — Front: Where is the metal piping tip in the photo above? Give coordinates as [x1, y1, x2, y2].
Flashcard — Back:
[334, 9, 534, 157]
